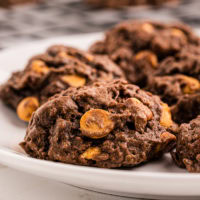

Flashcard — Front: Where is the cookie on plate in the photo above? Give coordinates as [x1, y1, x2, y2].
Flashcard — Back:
[156, 44, 200, 79]
[171, 116, 200, 172]
[89, 20, 198, 87]
[0, 45, 124, 122]
[147, 74, 200, 106]
[84, 0, 179, 8]
[20, 80, 176, 168]
[147, 45, 200, 124]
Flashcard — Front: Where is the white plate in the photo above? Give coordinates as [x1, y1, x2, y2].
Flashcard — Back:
[0, 33, 200, 200]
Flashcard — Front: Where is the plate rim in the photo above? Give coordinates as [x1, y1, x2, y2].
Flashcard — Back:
[0, 146, 199, 180]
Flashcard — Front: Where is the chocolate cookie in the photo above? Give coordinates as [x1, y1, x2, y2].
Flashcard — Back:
[85, 0, 179, 8]
[147, 45, 200, 123]
[171, 116, 200, 172]
[89, 20, 198, 87]
[20, 80, 176, 168]
[156, 44, 200, 79]
[0, 45, 124, 122]
[147, 74, 200, 106]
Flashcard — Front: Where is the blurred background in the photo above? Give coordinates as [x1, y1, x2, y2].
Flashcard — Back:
[0, 0, 200, 50]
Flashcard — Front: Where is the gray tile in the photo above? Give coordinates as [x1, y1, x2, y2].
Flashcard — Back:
[0, 0, 200, 49]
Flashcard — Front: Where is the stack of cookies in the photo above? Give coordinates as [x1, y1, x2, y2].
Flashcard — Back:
[1, 20, 200, 172]
[90, 20, 200, 172]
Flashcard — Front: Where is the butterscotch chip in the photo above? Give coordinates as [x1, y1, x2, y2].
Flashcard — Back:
[160, 132, 176, 142]
[135, 51, 158, 68]
[160, 103, 173, 128]
[80, 147, 101, 160]
[61, 75, 86, 87]
[58, 52, 75, 60]
[155, 132, 176, 153]
[31, 60, 49, 74]
[80, 109, 114, 139]
[141, 23, 154, 33]
[85, 53, 94, 62]
[171, 28, 186, 38]
[17, 97, 39, 122]
[178, 75, 200, 94]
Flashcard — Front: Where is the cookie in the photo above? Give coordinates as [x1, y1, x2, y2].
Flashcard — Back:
[89, 20, 198, 87]
[20, 80, 176, 168]
[171, 116, 200, 172]
[0, 45, 124, 122]
[156, 44, 200, 79]
[147, 74, 200, 106]
[147, 45, 200, 124]
[85, 0, 179, 8]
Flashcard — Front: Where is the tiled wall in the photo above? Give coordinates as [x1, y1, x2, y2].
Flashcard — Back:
[0, 0, 200, 49]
